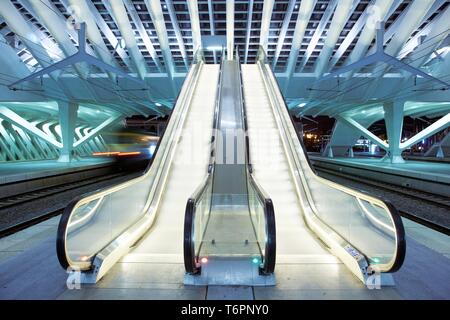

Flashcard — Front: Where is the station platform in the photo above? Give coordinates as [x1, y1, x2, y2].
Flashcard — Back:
[309, 155, 450, 197]
[0, 214, 448, 300]
[0, 158, 114, 185]
[0, 158, 116, 199]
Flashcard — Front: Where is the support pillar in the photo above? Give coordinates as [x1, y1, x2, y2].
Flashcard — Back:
[348, 147, 354, 158]
[383, 101, 405, 163]
[58, 101, 78, 162]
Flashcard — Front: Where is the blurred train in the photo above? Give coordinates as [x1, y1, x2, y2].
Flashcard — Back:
[92, 129, 159, 169]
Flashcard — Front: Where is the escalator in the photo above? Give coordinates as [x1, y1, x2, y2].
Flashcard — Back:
[57, 46, 405, 286]
[240, 48, 406, 283]
[56, 53, 220, 283]
[183, 51, 276, 285]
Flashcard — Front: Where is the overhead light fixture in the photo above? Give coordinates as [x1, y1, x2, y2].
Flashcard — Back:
[297, 102, 307, 107]
[155, 102, 162, 107]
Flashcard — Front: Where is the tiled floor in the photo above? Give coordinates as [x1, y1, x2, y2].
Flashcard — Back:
[0, 215, 448, 300]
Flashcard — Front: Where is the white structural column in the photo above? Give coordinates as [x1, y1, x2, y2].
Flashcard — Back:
[383, 101, 405, 163]
[285, 0, 316, 84]
[226, 0, 234, 60]
[58, 101, 78, 162]
[259, 0, 275, 53]
[107, 0, 148, 80]
[145, 0, 175, 77]
[187, 0, 202, 54]
[314, 0, 353, 77]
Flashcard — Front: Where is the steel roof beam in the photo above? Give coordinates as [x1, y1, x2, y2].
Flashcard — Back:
[244, 0, 254, 64]
[226, 0, 234, 60]
[297, 0, 338, 73]
[284, 0, 316, 85]
[105, 0, 148, 79]
[272, 0, 296, 68]
[259, 0, 275, 53]
[187, 0, 202, 53]
[166, 0, 188, 68]
[314, 0, 355, 77]
[25, 0, 89, 79]
[145, 0, 175, 77]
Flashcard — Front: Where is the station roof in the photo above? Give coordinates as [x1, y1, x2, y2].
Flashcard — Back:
[0, 1, 449, 118]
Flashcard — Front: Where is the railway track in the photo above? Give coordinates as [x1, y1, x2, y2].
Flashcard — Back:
[0, 172, 126, 210]
[314, 166, 450, 209]
[314, 166, 450, 236]
[0, 171, 136, 238]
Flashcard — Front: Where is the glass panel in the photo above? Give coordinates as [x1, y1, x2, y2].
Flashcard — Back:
[198, 193, 259, 257]
[65, 176, 154, 265]
[193, 180, 213, 258]
[259, 61, 402, 271]
[247, 179, 267, 264]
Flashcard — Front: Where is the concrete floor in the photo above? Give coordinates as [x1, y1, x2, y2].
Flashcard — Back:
[0, 215, 448, 300]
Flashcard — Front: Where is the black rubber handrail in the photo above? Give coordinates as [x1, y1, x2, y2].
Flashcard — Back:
[236, 46, 276, 275]
[256, 46, 405, 273]
[57, 52, 206, 271]
[183, 48, 225, 274]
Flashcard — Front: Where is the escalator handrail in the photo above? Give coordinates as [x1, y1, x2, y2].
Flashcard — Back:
[255, 46, 405, 273]
[236, 46, 276, 275]
[184, 48, 226, 274]
[57, 52, 206, 270]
